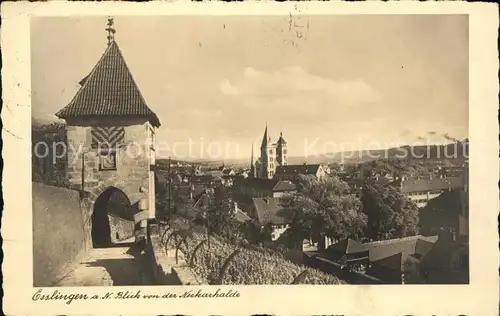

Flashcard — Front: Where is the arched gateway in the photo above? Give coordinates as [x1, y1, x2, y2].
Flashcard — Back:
[55, 19, 161, 248]
[92, 187, 134, 248]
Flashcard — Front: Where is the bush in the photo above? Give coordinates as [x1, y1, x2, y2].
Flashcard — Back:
[32, 121, 69, 188]
[162, 216, 344, 285]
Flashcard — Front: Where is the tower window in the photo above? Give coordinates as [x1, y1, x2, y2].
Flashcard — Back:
[99, 149, 117, 171]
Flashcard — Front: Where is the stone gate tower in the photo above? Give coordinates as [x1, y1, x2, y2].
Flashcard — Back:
[56, 20, 160, 228]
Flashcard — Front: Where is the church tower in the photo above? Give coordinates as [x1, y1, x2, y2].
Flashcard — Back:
[276, 132, 288, 167]
[259, 124, 276, 179]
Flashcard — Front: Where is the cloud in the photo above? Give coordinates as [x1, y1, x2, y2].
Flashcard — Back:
[218, 79, 239, 96]
[400, 129, 412, 137]
[218, 66, 381, 107]
[442, 133, 459, 142]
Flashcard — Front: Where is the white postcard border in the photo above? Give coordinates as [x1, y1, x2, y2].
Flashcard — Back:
[2, 2, 499, 315]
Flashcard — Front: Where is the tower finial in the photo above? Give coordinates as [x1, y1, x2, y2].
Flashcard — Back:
[106, 17, 116, 46]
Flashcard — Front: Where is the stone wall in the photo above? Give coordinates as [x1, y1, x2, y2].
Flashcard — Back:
[145, 228, 205, 285]
[33, 183, 89, 286]
[108, 214, 135, 243]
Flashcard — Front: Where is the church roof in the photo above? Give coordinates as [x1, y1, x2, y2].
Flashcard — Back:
[275, 164, 322, 175]
[56, 41, 160, 127]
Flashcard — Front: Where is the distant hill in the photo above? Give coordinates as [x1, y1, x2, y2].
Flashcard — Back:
[156, 158, 195, 166]
[158, 140, 469, 167]
[292, 140, 469, 165]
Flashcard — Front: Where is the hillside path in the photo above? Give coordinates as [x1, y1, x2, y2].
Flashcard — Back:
[55, 238, 154, 286]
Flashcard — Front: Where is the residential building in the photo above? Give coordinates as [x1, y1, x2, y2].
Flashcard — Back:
[193, 165, 224, 177]
[274, 163, 328, 182]
[419, 187, 469, 242]
[395, 175, 465, 208]
[222, 168, 236, 176]
[191, 175, 219, 188]
[251, 197, 290, 241]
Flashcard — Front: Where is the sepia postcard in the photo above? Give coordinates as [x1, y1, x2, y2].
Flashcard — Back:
[1, 1, 499, 315]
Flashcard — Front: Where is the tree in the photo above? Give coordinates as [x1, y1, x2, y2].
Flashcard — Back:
[32, 121, 69, 187]
[196, 186, 243, 243]
[279, 175, 367, 251]
[361, 180, 419, 241]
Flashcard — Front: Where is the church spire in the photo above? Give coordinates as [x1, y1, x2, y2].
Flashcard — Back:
[106, 17, 116, 46]
[261, 123, 269, 148]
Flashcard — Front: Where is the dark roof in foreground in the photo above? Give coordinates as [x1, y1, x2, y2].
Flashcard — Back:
[56, 41, 160, 127]
[325, 235, 439, 271]
[366, 235, 438, 264]
[327, 238, 366, 255]
[419, 188, 469, 235]
[252, 197, 289, 225]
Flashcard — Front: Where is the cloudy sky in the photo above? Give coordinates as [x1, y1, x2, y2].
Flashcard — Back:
[31, 15, 468, 160]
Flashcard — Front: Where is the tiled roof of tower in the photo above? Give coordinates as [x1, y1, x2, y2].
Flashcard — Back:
[56, 41, 161, 127]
